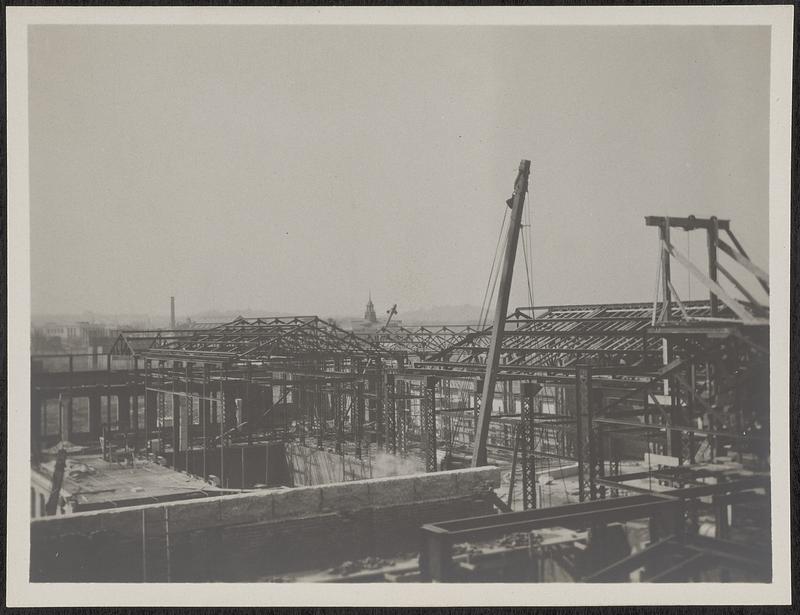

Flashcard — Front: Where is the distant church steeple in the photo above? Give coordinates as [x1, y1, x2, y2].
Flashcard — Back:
[364, 291, 378, 323]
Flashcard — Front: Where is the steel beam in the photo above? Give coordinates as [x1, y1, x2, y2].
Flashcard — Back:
[645, 216, 730, 231]
[419, 494, 682, 581]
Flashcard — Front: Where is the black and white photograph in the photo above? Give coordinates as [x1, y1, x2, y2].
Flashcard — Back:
[5, 5, 792, 607]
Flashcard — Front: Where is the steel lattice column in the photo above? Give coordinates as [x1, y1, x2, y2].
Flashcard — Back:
[351, 360, 364, 458]
[373, 367, 384, 448]
[385, 373, 396, 454]
[681, 429, 694, 465]
[585, 378, 605, 501]
[397, 379, 408, 456]
[182, 363, 192, 469]
[575, 365, 592, 502]
[244, 364, 253, 445]
[317, 382, 325, 449]
[157, 390, 166, 432]
[609, 436, 620, 497]
[131, 368, 139, 436]
[202, 364, 210, 479]
[334, 382, 344, 454]
[171, 361, 181, 461]
[473, 378, 483, 446]
[521, 382, 541, 510]
[218, 368, 226, 488]
[422, 376, 438, 472]
[354, 387, 364, 459]
[143, 359, 153, 439]
[298, 383, 306, 445]
[591, 419, 605, 500]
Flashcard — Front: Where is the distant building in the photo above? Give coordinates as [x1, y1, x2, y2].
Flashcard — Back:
[364, 294, 378, 324]
[350, 294, 402, 335]
[32, 321, 116, 353]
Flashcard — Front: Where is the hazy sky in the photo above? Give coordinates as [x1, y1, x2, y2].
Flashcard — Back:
[29, 25, 770, 319]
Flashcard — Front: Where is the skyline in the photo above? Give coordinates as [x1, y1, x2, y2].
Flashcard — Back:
[29, 25, 770, 318]
[30, 301, 490, 327]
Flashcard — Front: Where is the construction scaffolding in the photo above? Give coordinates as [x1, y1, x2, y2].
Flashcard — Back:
[26, 150, 772, 584]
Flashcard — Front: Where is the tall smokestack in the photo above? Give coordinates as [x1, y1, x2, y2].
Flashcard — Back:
[170, 296, 176, 330]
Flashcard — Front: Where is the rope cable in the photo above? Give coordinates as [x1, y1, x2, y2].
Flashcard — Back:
[482, 246, 506, 330]
[687, 231, 692, 301]
[525, 189, 535, 314]
[521, 218, 535, 317]
[478, 207, 509, 328]
[647, 429, 653, 492]
[651, 239, 663, 326]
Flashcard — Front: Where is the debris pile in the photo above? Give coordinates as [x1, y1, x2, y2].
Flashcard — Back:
[328, 556, 393, 576]
[497, 532, 543, 549]
[452, 542, 479, 556]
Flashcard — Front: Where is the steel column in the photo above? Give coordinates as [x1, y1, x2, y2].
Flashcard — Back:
[157, 390, 166, 435]
[219, 367, 225, 487]
[316, 382, 325, 449]
[182, 363, 192, 464]
[131, 390, 139, 436]
[521, 382, 541, 510]
[61, 395, 73, 443]
[244, 363, 253, 445]
[202, 364, 209, 479]
[143, 360, 156, 441]
[171, 361, 181, 460]
[590, 414, 605, 500]
[334, 382, 344, 454]
[576, 364, 592, 502]
[422, 376, 438, 472]
[375, 366, 384, 448]
[398, 379, 408, 456]
[385, 373, 396, 454]
[353, 360, 365, 459]
[473, 378, 483, 447]
[681, 428, 694, 466]
[298, 382, 306, 446]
